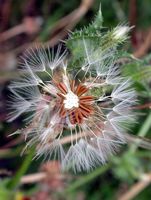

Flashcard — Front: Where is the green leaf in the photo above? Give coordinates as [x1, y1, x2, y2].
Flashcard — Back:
[93, 3, 103, 29]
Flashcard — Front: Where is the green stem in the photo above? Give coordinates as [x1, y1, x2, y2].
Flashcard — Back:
[130, 112, 151, 153]
[7, 146, 35, 190]
[65, 163, 111, 193]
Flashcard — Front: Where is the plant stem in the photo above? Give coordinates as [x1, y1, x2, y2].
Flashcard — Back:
[65, 163, 111, 193]
[130, 112, 151, 153]
[7, 146, 35, 190]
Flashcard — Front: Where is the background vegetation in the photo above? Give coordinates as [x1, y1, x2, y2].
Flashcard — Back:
[1, 0, 151, 199]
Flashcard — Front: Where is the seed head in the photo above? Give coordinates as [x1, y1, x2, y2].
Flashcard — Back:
[8, 37, 136, 172]
[113, 25, 132, 41]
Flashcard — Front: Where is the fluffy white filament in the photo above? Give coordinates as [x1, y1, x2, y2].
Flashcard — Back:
[113, 25, 131, 40]
[64, 92, 79, 109]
